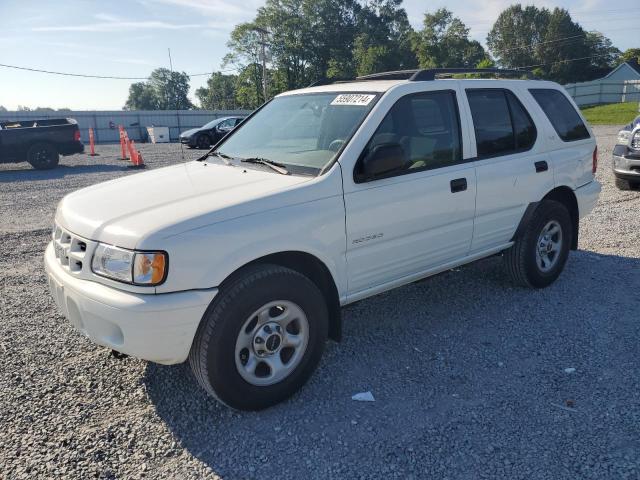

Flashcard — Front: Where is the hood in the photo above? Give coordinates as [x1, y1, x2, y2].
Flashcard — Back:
[56, 161, 312, 249]
[180, 128, 200, 137]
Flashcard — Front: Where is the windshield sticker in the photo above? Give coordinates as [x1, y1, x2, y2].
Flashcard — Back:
[331, 94, 376, 106]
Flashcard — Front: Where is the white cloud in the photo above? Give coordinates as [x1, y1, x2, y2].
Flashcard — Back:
[140, 0, 262, 18]
[32, 18, 203, 32]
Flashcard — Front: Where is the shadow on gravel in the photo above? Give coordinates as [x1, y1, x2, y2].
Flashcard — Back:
[143, 250, 640, 478]
[0, 163, 128, 182]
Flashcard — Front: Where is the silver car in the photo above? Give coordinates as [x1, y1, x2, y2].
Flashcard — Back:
[613, 112, 640, 190]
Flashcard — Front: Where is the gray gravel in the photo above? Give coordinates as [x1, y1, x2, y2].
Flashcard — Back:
[1, 128, 639, 479]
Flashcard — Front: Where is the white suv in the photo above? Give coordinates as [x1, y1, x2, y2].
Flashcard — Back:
[45, 69, 601, 410]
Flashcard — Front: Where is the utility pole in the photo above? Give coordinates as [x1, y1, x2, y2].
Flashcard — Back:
[251, 27, 270, 102]
[168, 47, 180, 140]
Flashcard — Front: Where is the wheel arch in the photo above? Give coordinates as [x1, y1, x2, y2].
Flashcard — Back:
[220, 250, 342, 342]
[542, 186, 579, 250]
[513, 186, 579, 250]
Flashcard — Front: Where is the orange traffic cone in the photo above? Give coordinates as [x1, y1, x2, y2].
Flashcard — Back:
[88, 128, 98, 156]
[127, 140, 146, 169]
[119, 126, 128, 160]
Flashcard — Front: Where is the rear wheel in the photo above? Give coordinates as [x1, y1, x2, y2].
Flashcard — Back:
[27, 142, 59, 170]
[504, 200, 572, 288]
[189, 264, 328, 410]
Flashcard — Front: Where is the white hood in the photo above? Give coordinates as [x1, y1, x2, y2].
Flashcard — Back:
[56, 161, 312, 249]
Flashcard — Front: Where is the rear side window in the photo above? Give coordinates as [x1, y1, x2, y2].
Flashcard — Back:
[466, 89, 537, 158]
[529, 89, 590, 142]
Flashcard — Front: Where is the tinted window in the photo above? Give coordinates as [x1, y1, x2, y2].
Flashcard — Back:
[357, 90, 461, 180]
[529, 88, 589, 142]
[506, 91, 536, 150]
[467, 89, 537, 157]
[467, 90, 514, 156]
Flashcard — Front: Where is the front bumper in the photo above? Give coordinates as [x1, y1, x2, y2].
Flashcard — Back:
[179, 137, 195, 147]
[44, 243, 217, 364]
[575, 180, 601, 218]
[612, 153, 640, 179]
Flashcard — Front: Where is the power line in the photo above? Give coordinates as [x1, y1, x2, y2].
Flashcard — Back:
[516, 52, 618, 70]
[0, 62, 240, 80]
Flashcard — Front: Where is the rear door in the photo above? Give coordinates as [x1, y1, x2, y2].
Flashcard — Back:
[459, 83, 554, 253]
[528, 88, 595, 189]
[342, 87, 477, 298]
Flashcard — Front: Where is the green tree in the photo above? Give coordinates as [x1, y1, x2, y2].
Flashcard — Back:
[412, 8, 487, 68]
[352, 0, 416, 76]
[196, 72, 238, 110]
[620, 48, 640, 64]
[0, 105, 8, 112]
[486, 5, 546, 70]
[124, 68, 193, 110]
[487, 5, 619, 83]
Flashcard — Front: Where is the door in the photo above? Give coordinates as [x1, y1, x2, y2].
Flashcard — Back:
[461, 86, 554, 253]
[343, 89, 476, 297]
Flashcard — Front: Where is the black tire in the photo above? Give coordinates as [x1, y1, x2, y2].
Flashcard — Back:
[27, 142, 59, 170]
[615, 177, 638, 191]
[196, 134, 210, 149]
[504, 200, 573, 288]
[189, 264, 329, 410]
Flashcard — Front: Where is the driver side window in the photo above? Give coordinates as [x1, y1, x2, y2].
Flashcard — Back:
[219, 118, 235, 129]
[355, 90, 462, 182]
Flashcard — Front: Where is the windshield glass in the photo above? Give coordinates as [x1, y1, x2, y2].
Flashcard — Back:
[203, 118, 223, 129]
[215, 92, 379, 174]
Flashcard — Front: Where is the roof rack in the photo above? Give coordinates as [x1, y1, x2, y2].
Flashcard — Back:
[356, 68, 535, 82]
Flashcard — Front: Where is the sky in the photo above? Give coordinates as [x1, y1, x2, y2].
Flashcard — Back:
[0, 0, 638, 111]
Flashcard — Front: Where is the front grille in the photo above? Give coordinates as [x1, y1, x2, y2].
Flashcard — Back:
[52, 223, 96, 277]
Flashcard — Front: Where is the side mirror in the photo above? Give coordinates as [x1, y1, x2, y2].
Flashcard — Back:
[361, 143, 406, 180]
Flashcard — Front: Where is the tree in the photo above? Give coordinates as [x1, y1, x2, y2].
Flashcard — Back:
[124, 68, 194, 110]
[412, 8, 487, 68]
[124, 82, 158, 110]
[352, 0, 416, 76]
[621, 48, 640, 64]
[196, 72, 238, 110]
[487, 5, 619, 83]
[0, 105, 7, 112]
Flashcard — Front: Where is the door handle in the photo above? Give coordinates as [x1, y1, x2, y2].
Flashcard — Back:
[450, 177, 467, 193]
[535, 161, 548, 173]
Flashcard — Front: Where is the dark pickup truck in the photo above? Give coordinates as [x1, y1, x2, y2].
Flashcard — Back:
[0, 118, 84, 169]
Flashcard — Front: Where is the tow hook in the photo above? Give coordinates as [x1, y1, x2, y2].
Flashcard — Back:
[110, 349, 129, 360]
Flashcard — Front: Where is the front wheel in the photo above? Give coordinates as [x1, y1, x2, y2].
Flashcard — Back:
[504, 200, 572, 288]
[196, 134, 210, 149]
[615, 177, 639, 191]
[189, 264, 328, 410]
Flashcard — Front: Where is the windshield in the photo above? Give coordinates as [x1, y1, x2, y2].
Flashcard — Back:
[215, 92, 379, 175]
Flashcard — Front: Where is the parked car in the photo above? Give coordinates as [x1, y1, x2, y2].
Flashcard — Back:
[613, 113, 640, 190]
[179, 116, 244, 149]
[0, 118, 84, 169]
[45, 69, 600, 410]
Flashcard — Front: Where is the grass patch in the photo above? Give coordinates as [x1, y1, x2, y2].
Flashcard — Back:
[581, 102, 639, 125]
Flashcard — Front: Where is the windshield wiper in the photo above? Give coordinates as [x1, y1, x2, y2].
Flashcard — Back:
[197, 150, 232, 165]
[241, 157, 289, 175]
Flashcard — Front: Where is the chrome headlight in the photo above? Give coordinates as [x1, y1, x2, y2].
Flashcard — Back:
[617, 129, 631, 146]
[91, 243, 167, 286]
[632, 130, 640, 150]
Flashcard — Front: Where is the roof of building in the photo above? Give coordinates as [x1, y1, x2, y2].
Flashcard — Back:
[605, 58, 640, 79]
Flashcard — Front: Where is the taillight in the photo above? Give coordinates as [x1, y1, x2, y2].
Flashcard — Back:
[592, 145, 598, 174]
[74, 130, 81, 142]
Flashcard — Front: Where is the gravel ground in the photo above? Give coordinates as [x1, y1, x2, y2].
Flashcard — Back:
[1, 128, 639, 479]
